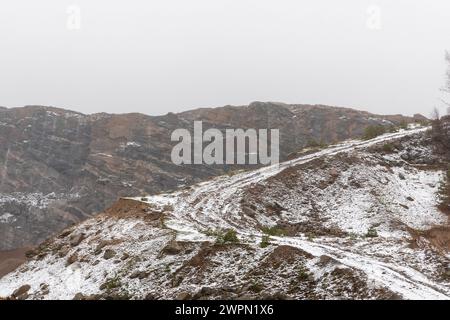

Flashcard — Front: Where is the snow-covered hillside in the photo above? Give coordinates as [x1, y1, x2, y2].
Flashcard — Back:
[1, 127, 449, 300]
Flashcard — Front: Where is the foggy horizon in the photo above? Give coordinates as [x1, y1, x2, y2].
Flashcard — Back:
[1, 0, 450, 117]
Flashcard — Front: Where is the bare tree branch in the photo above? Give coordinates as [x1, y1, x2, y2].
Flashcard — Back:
[431, 107, 440, 120]
[439, 98, 450, 107]
[445, 51, 450, 94]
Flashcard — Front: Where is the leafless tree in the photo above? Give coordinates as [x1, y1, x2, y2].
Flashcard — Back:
[446, 51, 450, 93]
[442, 52, 450, 110]
[440, 52, 450, 111]
[431, 107, 440, 120]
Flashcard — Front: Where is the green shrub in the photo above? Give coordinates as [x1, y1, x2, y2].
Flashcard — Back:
[226, 169, 244, 177]
[398, 121, 408, 130]
[348, 232, 358, 240]
[363, 125, 387, 140]
[261, 226, 286, 237]
[365, 227, 378, 238]
[306, 139, 328, 149]
[297, 266, 310, 281]
[260, 235, 270, 248]
[382, 143, 395, 153]
[215, 229, 240, 245]
[388, 126, 398, 133]
[102, 275, 121, 291]
[249, 282, 264, 293]
[223, 229, 239, 243]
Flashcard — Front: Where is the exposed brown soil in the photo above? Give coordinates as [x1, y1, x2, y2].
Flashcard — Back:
[409, 226, 450, 252]
[0, 247, 30, 278]
[102, 198, 161, 220]
[260, 245, 313, 268]
[421, 227, 450, 251]
[183, 243, 239, 270]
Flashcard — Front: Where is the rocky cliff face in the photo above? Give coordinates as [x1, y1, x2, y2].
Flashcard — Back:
[0, 103, 417, 250]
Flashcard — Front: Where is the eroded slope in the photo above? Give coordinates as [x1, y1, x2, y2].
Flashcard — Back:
[1, 127, 449, 300]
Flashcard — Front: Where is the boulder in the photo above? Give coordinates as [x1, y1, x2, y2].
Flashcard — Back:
[103, 249, 116, 260]
[70, 234, 85, 247]
[12, 284, 31, 299]
[162, 241, 183, 255]
[66, 253, 78, 266]
[176, 292, 191, 300]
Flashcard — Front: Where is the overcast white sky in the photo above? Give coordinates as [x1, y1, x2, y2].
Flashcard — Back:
[0, 0, 449, 116]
